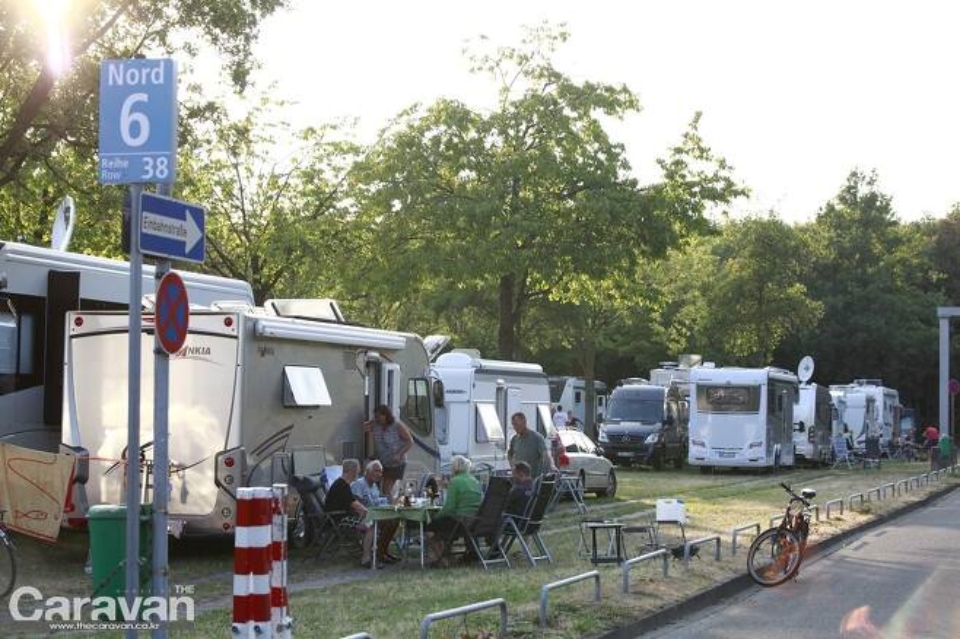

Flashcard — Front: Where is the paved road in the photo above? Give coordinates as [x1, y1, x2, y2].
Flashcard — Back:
[645, 488, 960, 638]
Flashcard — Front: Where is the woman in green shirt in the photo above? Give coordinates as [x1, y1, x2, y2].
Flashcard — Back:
[426, 455, 482, 564]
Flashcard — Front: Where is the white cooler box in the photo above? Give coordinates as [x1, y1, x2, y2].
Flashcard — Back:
[656, 498, 687, 523]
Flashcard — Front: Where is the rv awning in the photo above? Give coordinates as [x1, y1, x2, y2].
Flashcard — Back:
[476, 403, 505, 442]
[256, 317, 406, 350]
[283, 365, 332, 407]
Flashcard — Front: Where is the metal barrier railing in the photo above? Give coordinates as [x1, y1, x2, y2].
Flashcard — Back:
[685, 535, 721, 562]
[769, 514, 784, 528]
[825, 498, 844, 519]
[809, 504, 820, 521]
[622, 548, 669, 593]
[881, 483, 895, 499]
[866, 486, 881, 501]
[895, 479, 908, 496]
[849, 492, 865, 510]
[341, 634, 373, 639]
[420, 599, 507, 639]
[730, 522, 760, 556]
[539, 571, 601, 627]
[909, 476, 920, 489]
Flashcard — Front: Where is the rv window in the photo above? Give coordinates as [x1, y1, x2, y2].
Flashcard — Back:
[403, 378, 432, 436]
[283, 366, 332, 407]
[574, 390, 582, 404]
[0, 297, 42, 396]
[697, 385, 760, 413]
[476, 403, 505, 443]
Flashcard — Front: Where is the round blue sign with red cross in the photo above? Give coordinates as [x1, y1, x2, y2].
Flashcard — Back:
[156, 271, 189, 354]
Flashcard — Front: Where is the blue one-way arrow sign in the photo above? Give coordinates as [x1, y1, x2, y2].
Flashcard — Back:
[140, 192, 205, 263]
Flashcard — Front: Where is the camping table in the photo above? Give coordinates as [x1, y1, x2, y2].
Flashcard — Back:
[585, 521, 625, 565]
[369, 505, 440, 569]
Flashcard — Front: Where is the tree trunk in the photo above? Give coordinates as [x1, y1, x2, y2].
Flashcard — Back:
[498, 273, 517, 360]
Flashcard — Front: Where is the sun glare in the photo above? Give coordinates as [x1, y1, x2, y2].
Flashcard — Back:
[34, 0, 71, 76]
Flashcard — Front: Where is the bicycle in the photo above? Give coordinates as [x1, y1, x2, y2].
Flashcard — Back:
[746, 482, 816, 587]
[0, 511, 16, 599]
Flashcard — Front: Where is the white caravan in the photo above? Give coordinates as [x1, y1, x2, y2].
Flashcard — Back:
[435, 351, 557, 472]
[830, 379, 898, 451]
[688, 367, 797, 471]
[0, 240, 253, 451]
[547, 375, 608, 425]
[793, 384, 833, 465]
[61, 299, 443, 535]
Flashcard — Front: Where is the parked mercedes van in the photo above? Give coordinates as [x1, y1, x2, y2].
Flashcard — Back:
[597, 382, 688, 469]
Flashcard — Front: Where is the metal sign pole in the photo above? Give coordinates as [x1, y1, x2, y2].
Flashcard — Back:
[125, 184, 144, 638]
[152, 255, 170, 638]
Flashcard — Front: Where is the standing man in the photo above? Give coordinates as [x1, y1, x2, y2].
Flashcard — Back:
[363, 404, 413, 498]
[508, 412, 556, 479]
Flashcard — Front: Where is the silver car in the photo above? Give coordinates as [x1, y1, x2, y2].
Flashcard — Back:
[557, 430, 618, 498]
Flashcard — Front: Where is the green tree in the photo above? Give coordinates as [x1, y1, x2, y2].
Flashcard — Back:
[0, 0, 286, 245]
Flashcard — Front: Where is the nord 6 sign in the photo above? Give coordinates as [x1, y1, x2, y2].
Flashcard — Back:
[99, 59, 178, 184]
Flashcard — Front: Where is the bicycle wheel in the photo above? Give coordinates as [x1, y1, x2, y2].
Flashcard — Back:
[0, 532, 16, 599]
[746, 527, 801, 587]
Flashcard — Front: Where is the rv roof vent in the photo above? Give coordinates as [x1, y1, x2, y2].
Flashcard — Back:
[619, 377, 649, 386]
[451, 348, 482, 359]
[264, 298, 346, 323]
[658, 361, 679, 369]
[678, 354, 703, 368]
[211, 300, 255, 313]
[854, 378, 883, 387]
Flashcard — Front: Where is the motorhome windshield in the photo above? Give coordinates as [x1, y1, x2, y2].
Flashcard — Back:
[697, 385, 761, 413]
[606, 396, 663, 422]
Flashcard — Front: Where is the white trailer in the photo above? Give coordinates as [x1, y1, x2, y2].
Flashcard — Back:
[0, 240, 253, 451]
[830, 379, 898, 451]
[434, 351, 556, 472]
[688, 367, 797, 471]
[793, 383, 833, 466]
[546, 375, 608, 425]
[61, 300, 443, 535]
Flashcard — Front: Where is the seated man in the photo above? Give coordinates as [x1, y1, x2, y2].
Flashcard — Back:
[351, 459, 399, 564]
[505, 461, 534, 517]
[325, 458, 376, 568]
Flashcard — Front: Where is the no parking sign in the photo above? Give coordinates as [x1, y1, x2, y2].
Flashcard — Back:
[156, 271, 189, 354]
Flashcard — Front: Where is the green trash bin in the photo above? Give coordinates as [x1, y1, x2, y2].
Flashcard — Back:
[88, 504, 152, 602]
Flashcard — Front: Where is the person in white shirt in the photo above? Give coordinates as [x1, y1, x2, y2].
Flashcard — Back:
[553, 405, 568, 429]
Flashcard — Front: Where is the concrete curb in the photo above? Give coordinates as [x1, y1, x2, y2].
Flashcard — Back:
[599, 481, 960, 639]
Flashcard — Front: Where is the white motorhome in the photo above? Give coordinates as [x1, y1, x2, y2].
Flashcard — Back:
[793, 384, 833, 466]
[0, 240, 253, 451]
[830, 379, 898, 451]
[434, 351, 557, 472]
[547, 375, 608, 427]
[61, 299, 443, 536]
[688, 367, 797, 471]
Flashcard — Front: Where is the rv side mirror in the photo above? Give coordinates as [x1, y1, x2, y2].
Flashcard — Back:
[433, 380, 445, 408]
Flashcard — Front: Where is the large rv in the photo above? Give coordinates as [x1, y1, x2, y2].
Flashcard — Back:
[61, 299, 442, 536]
[433, 351, 557, 472]
[547, 375, 608, 428]
[793, 383, 833, 466]
[0, 240, 253, 451]
[688, 367, 797, 471]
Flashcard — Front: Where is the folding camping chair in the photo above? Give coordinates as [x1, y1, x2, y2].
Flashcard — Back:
[831, 436, 856, 469]
[862, 437, 882, 470]
[445, 476, 513, 569]
[290, 474, 363, 560]
[500, 477, 556, 566]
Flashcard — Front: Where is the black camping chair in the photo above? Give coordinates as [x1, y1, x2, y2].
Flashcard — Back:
[862, 437, 882, 470]
[499, 476, 556, 566]
[290, 475, 362, 560]
[447, 476, 513, 569]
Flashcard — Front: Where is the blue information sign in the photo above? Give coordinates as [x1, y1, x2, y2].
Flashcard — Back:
[140, 193, 205, 264]
[99, 59, 178, 184]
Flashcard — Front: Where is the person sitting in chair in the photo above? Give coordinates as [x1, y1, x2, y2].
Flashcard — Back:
[351, 459, 399, 564]
[326, 458, 376, 568]
[426, 455, 482, 565]
[505, 461, 534, 517]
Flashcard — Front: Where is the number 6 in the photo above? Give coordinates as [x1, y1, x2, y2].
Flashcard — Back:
[120, 93, 150, 147]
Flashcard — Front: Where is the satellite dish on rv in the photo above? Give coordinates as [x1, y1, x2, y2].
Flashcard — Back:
[797, 356, 815, 383]
[50, 195, 75, 251]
